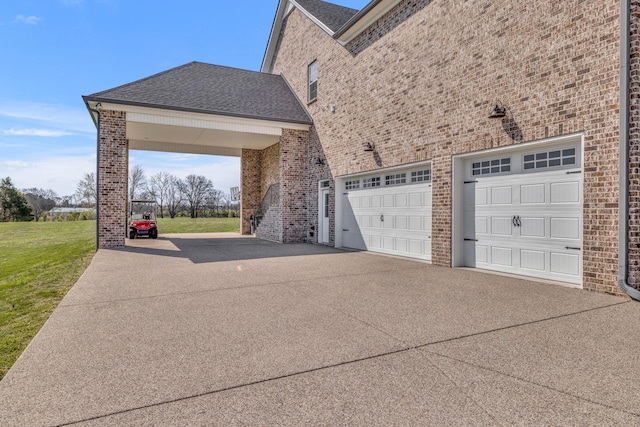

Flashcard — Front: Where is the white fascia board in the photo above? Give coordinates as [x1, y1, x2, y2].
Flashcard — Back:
[95, 102, 310, 135]
[335, 0, 402, 45]
[261, 0, 289, 73]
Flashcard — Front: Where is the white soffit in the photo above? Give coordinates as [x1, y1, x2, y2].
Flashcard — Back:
[95, 103, 309, 157]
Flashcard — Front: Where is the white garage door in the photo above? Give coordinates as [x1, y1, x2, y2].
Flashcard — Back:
[342, 167, 432, 261]
[463, 144, 582, 285]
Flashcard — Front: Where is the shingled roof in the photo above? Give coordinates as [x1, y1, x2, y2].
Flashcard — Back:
[83, 61, 312, 124]
[294, 0, 359, 32]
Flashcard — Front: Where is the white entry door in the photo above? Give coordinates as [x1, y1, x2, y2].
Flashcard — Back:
[341, 167, 432, 261]
[319, 185, 330, 244]
[463, 144, 582, 285]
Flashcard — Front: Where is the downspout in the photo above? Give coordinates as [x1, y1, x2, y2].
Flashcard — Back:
[619, 0, 640, 300]
[87, 103, 101, 250]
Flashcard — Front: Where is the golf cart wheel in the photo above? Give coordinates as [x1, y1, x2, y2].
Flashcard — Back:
[150, 229, 158, 239]
[129, 230, 136, 239]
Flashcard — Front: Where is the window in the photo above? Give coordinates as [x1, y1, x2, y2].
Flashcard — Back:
[385, 173, 406, 186]
[345, 180, 360, 190]
[363, 177, 381, 188]
[308, 60, 318, 101]
[472, 158, 511, 176]
[320, 180, 330, 188]
[411, 169, 431, 183]
[523, 148, 576, 170]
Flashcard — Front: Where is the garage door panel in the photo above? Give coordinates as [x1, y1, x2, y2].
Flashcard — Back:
[360, 197, 369, 208]
[409, 240, 422, 255]
[491, 187, 513, 204]
[550, 252, 580, 276]
[383, 194, 394, 207]
[520, 217, 545, 238]
[396, 193, 407, 207]
[550, 218, 580, 239]
[476, 187, 488, 205]
[551, 181, 580, 203]
[521, 184, 546, 204]
[491, 217, 513, 236]
[521, 250, 545, 271]
[409, 216, 422, 230]
[409, 192, 422, 206]
[396, 216, 407, 229]
[372, 195, 381, 208]
[491, 247, 513, 266]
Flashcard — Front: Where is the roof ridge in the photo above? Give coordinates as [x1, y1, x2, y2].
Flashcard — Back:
[88, 62, 284, 98]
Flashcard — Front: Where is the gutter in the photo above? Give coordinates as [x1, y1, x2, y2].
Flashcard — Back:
[619, 0, 640, 300]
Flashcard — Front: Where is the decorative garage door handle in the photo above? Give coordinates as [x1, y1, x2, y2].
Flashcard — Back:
[512, 215, 521, 227]
[380, 214, 384, 222]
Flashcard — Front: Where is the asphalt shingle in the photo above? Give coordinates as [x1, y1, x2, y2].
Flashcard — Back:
[84, 61, 312, 124]
[294, 0, 359, 33]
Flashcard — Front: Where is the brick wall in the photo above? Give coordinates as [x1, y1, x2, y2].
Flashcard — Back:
[280, 129, 310, 243]
[241, 149, 261, 235]
[270, 0, 622, 294]
[97, 109, 128, 248]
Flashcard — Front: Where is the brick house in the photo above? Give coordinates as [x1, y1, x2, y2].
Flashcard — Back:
[83, 0, 640, 299]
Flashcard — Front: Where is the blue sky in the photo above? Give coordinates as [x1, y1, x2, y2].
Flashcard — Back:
[0, 0, 369, 197]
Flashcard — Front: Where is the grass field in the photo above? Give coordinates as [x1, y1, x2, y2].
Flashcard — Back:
[157, 216, 240, 234]
[0, 217, 240, 380]
[0, 221, 96, 380]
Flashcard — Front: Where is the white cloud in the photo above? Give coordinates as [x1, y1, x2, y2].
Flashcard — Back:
[1, 154, 96, 196]
[3, 128, 73, 137]
[0, 102, 95, 135]
[4, 160, 30, 169]
[15, 15, 42, 25]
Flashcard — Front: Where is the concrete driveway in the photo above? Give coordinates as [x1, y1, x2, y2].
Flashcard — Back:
[1, 233, 639, 426]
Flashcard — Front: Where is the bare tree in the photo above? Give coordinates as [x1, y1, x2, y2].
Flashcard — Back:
[180, 174, 214, 218]
[165, 174, 183, 218]
[75, 172, 97, 207]
[129, 164, 146, 201]
[147, 171, 172, 218]
[22, 188, 58, 220]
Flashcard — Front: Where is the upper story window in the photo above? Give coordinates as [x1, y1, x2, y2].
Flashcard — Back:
[308, 60, 318, 101]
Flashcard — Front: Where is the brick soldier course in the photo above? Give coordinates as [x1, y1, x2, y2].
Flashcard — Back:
[84, 0, 639, 298]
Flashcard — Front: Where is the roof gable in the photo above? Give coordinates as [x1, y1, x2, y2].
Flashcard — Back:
[84, 62, 312, 125]
[293, 0, 359, 33]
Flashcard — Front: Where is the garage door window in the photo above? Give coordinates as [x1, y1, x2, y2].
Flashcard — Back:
[411, 169, 431, 183]
[385, 173, 406, 186]
[345, 180, 360, 190]
[524, 148, 576, 170]
[472, 158, 511, 176]
[363, 177, 381, 188]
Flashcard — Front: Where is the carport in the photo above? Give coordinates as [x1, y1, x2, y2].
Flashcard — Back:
[83, 61, 312, 248]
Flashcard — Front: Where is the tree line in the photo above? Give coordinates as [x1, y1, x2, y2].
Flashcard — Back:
[0, 165, 238, 222]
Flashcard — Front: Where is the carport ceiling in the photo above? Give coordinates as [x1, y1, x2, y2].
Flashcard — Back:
[127, 122, 281, 157]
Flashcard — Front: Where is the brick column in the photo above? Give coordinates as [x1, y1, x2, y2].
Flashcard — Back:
[431, 155, 452, 266]
[241, 149, 261, 235]
[280, 129, 309, 243]
[97, 110, 128, 248]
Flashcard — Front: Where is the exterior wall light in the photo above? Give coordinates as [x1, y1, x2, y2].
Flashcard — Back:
[315, 157, 326, 165]
[364, 142, 376, 152]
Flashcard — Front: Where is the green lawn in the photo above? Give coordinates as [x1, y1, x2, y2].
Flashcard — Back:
[0, 217, 241, 380]
[0, 221, 96, 380]
[157, 216, 240, 234]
